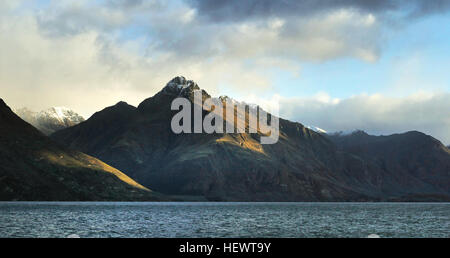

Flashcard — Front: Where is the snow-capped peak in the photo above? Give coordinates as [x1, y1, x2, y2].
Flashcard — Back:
[306, 126, 327, 134]
[162, 77, 262, 112]
[164, 76, 200, 94]
[53, 107, 67, 119]
[218, 95, 237, 104]
[328, 129, 367, 136]
[38, 107, 84, 125]
[217, 95, 258, 107]
[15, 106, 85, 135]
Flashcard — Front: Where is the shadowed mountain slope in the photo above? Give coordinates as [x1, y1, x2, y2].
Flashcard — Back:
[0, 98, 165, 201]
[327, 130, 450, 200]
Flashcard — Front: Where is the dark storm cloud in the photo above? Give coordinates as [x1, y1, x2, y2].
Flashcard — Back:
[408, 0, 450, 18]
[187, 0, 450, 22]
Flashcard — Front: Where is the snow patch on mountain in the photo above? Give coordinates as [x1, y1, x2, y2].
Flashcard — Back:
[306, 126, 327, 134]
[37, 107, 84, 125]
[328, 129, 368, 137]
[15, 107, 85, 135]
[163, 76, 200, 95]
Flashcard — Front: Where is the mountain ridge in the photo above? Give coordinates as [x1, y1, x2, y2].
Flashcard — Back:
[14, 106, 85, 135]
[0, 98, 165, 201]
[51, 77, 450, 201]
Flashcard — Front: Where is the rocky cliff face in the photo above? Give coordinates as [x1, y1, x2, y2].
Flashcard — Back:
[0, 99, 164, 201]
[15, 107, 85, 135]
[51, 76, 450, 201]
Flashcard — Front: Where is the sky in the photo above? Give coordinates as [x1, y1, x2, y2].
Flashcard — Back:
[0, 0, 449, 144]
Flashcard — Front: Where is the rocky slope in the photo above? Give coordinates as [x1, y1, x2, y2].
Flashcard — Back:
[327, 130, 450, 200]
[51, 76, 450, 201]
[0, 99, 165, 201]
[15, 107, 85, 135]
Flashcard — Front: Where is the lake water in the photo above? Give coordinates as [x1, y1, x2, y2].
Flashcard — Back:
[0, 202, 448, 238]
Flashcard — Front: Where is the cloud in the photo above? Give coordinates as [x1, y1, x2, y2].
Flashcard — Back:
[280, 92, 450, 145]
[0, 0, 448, 147]
[188, 0, 450, 23]
[36, 0, 165, 37]
[0, 0, 21, 11]
[33, 0, 383, 62]
[407, 0, 450, 18]
[0, 1, 277, 117]
[1, 0, 382, 117]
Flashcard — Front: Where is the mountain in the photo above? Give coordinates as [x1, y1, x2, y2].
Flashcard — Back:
[52, 76, 450, 201]
[15, 107, 85, 135]
[0, 99, 164, 201]
[327, 130, 450, 201]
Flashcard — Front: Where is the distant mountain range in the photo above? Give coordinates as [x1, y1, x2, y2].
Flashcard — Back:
[14, 107, 85, 135]
[48, 76, 450, 201]
[0, 99, 164, 201]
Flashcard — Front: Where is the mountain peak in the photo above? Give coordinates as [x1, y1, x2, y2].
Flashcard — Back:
[114, 101, 132, 107]
[350, 130, 369, 136]
[42, 107, 81, 121]
[0, 98, 9, 110]
[218, 95, 237, 103]
[90, 101, 136, 122]
[14, 106, 85, 135]
[37, 107, 84, 124]
[162, 76, 200, 96]
[0, 98, 16, 121]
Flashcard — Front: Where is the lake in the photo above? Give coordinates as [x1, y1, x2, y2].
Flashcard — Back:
[0, 202, 448, 238]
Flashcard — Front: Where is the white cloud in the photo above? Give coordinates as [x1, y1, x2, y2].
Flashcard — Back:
[0, 0, 21, 11]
